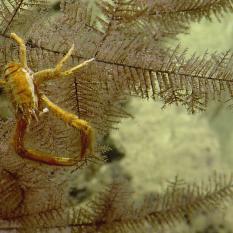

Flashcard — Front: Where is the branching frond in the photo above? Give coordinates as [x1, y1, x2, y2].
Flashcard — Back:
[0, 0, 47, 35]
[133, 0, 233, 36]
[88, 46, 233, 113]
[94, 0, 233, 44]
[1, 174, 233, 233]
[72, 174, 233, 233]
[94, 0, 175, 43]
[15, 0, 233, 114]
[0, 119, 77, 221]
[148, 0, 233, 23]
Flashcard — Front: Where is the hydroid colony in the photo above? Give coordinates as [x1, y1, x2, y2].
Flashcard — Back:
[1, 0, 233, 232]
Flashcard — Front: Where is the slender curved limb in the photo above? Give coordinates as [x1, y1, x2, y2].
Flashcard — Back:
[41, 94, 94, 160]
[34, 45, 94, 85]
[13, 116, 88, 166]
[61, 58, 95, 77]
[10, 33, 28, 68]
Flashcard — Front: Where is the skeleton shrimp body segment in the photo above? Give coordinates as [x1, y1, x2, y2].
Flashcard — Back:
[4, 63, 38, 121]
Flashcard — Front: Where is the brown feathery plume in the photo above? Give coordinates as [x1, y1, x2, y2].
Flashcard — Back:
[1, 174, 233, 232]
[1, 0, 233, 232]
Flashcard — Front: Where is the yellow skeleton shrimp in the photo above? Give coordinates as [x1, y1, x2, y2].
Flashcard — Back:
[0, 33, 95, 166]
